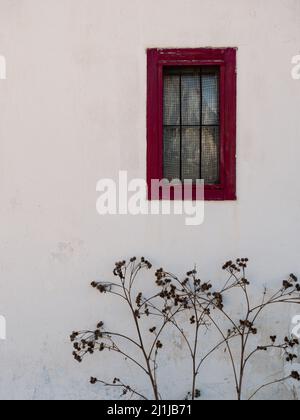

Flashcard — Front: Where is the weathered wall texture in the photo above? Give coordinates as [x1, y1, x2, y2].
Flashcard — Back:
[0, 0, 300, 400]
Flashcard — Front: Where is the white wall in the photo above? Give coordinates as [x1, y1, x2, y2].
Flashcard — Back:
[0, 0, 300, 400]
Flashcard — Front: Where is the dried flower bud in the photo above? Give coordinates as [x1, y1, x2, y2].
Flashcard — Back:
[156, 341, 163, 349]
[290, 274, 298, 283]
[195, 389, 201, 399]
[291, 371, 300, 381]
[283, 280, 293, 290]
[136, 293, 143, 307]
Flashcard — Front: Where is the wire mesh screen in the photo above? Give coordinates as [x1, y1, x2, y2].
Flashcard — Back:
[163, 67, 220, 184]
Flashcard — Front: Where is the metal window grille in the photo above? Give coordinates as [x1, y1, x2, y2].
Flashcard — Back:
[163, 66, 220, 184]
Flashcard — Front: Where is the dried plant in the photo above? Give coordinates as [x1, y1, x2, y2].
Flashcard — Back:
[71, 258, 300, 400]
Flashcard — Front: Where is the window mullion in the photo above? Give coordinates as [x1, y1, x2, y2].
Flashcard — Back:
[199, 68, 203, 181]
[179, 73, 182, 182]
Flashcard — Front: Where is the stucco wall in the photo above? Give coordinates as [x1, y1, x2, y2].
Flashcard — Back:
[0, 0, 300, 400]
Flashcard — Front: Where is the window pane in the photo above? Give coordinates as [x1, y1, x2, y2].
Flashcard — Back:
[163, 127, 180, 180]
[164, 75, 180, 126]
[202, 73, 219, 125]
[163, 67, 220, 184]
[182, 75, 200, 125]
[182, 127, 200, 181]
[201, 126, 220, 184]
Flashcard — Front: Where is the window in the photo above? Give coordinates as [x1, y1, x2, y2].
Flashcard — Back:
[147, 48, 237, 200]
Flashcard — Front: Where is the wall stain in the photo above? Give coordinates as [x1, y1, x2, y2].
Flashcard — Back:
[51, 240, 84, 263]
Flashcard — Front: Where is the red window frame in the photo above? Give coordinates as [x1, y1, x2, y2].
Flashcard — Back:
[147, 48, 237, 201]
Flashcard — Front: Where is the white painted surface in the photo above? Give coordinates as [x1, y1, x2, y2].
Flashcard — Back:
[0, 0, 300, 400]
